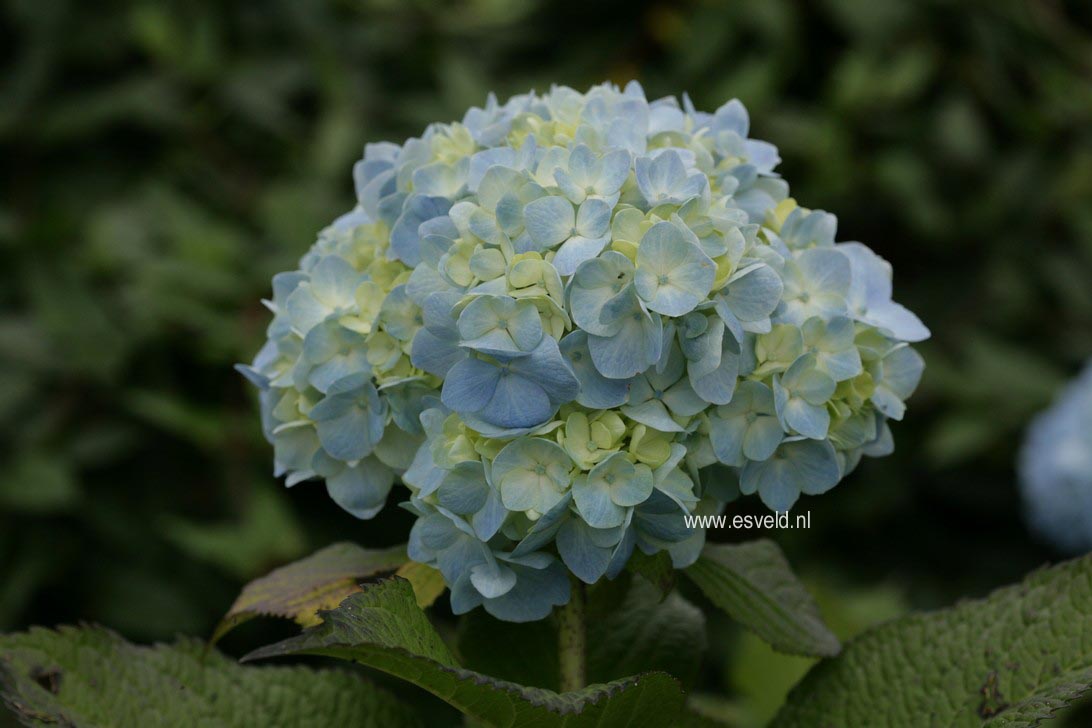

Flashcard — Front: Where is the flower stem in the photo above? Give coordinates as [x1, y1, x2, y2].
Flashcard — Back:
[557, 577, 586, 692]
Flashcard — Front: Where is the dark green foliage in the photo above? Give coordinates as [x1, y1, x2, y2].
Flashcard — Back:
[245, 578, 687, 727]
[2, 0, 1092, 723]
[0, 626, 422, 727]
[772, 553, 1092, 727]
[686, 541, 840, 658]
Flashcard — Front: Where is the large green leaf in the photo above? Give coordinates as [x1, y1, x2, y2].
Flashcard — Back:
[586, 575, 707, 690]
[685, 540, 840, 657]
[772, 554, 1092, 727]
[245, 577, 686, 727]
[211, 541, 407, 643]
[0, 626, 421, 727]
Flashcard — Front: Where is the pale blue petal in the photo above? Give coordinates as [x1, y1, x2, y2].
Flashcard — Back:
[411, 328, 465, 377]
[681, 316, 724, 377]
[622, 400, 685, 432]
[588, 306, 663, 379]
[524, 196, 575, 248]
[823, 347, 863, 382]
[742, 417, 784, 461]
[877, 347, 921, 401]
[390, 194, 452, 267]
[782, 397, 830, 440]
[509, 336, 580, 404]
[569, 252, 635, 336]
[326, 458, 394, 519]
[470, 559, 518, 599]
[510, 493, 573, 556]
[598, 149, 632, 194]
[710, 416, 748, 466]
[468, 150, 516, 194]
[312, 390, 385, 461]
[798, 247, 851, 295]
[865, 301, 931, 343]
[437, 461, 489, 514]
[481, 560, 570, 623]
[792, 440, 842, 495]
[311, 256, 361, 308]
[471, 486, 508, 541]
[567, 144, 596, 183]
[559, 331, 630, 409]
[721, 264, 783, 321]
[480, 374, 552, 429]
[286, 287, 328, 334]
[552, 234, 611, 277]
[635, 221, 716, 316]
[574, 476, 625, 528]
[441, 357, 500, 411]
[611, 464, 654, 507]
[745, 139, 780, 174]
[741, 439, 840, 511]
[576, 198, 611, 237]
[689, 337, 739, 404]
[556, 519, 612, 584]
[662, 378, 707, 416]
[402, 442, 445, 497]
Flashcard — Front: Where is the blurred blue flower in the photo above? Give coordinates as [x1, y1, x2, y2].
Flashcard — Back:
[1019, 361, 1092, 553]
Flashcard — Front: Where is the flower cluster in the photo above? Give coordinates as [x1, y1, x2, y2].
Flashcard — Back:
[1019, 361, 1092, 554]
[241, 82, 929, 621]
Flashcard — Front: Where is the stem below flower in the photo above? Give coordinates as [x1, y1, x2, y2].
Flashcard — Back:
[557, 577, 586, 692]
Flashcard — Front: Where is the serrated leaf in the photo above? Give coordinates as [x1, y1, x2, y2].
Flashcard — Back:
[395, 560, 447, 608]
[587, 575, 707, 689]
[245, 577, 686, 727]
[0, 626, 422, 727]
[685, 540, 840, 657]
[771, 554, 1092, 727]
[211, 542, 406, 643]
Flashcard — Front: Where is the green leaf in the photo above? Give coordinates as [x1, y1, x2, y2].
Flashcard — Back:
[625, 549, 677, 600]
[245, 577, 686, 727]
[684, 540, 840, 657]
[728, 581, 907, 725]
[212, 541, 406, 643]
[587, 575, 707, 690]
[771, 554, 1092, 727]
[0, 625, 422, 727]
[394, 560, 448, 609]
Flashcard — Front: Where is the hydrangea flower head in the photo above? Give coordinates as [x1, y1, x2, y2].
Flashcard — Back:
[1019, 361, 1092, 553]
[241, 82, 929, 621]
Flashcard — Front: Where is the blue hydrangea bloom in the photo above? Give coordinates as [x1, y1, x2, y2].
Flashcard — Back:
[241, 82, 929, 621]
[1019, 361, 1092, 553]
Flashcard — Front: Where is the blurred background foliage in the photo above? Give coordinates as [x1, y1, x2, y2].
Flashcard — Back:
[2, 0, 1091, 722]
